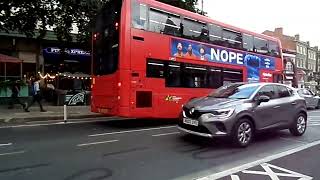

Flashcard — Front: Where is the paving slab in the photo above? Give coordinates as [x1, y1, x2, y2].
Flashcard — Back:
[0, 105, 104, 124]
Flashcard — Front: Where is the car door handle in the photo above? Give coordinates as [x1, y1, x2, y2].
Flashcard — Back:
[291, 102, 297, 105]
[273, 106, 280, 109]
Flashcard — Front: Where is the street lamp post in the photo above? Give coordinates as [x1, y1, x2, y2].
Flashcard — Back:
[201, 0, 204, 15]
[91, 32, 94, 76]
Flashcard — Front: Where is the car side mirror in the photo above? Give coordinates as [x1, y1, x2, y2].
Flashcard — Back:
[257, 95, 270, 104]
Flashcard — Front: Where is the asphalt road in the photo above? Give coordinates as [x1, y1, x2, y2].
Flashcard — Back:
[1, 110, 320, 180]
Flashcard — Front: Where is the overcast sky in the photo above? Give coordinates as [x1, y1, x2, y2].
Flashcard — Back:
[201, 0, 320, 47]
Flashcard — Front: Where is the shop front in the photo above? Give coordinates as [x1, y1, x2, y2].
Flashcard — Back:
[41, 47, 91, 106]
[283, 53, 297, 87]
[296, 69, 306, 88]
[0, 54, 29, 104]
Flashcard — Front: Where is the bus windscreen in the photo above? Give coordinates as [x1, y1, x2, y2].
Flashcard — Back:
[94, 0, 122, 75]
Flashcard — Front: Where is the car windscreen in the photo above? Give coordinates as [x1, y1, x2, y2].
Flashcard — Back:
[209, 84, 261, 99]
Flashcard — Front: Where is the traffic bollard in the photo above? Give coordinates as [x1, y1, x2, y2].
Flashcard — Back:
[64, 105, 67, 123]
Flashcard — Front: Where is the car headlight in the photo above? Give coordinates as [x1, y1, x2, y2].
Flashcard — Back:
[213, 108, 235, 117]
[202, 108, 235, 119]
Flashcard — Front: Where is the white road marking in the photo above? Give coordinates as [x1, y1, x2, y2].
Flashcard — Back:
[196, 139, 320, 180]
[77, 140, 118, 147]
[89, 126, 177, 137]
[0, 151, 26, 157]
[279, 137, 306, 144]
[0, 122, 66, 129]
[308, 119, 320, 122]
[25, 117, 123, 124]
[152, 132, 180, 137]
[309, 124, 320, 126]
[242, 163, 312, 179]
[230, 175, 240, 180]
[0, 143, 12, 147]
[0, 118, 130, 129]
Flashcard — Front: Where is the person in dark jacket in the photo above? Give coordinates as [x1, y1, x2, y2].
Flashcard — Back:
[8, 81, 26, 110]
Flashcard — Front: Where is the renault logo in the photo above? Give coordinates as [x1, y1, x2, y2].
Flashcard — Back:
[189, 108, 195, 115]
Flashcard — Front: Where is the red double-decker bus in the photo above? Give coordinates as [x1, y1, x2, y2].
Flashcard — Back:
[91, 0, 284, 119]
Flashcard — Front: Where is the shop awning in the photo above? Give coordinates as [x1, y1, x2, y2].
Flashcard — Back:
[0, 54, 22, 63]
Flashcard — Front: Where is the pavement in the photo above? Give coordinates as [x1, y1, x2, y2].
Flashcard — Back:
[0, 105, 103, 124]
[0, 110, 320, 180]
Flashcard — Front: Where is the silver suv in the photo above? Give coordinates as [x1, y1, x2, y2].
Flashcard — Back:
[178, 83, 307, 147]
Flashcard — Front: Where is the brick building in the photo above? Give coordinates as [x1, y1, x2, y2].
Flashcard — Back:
[263, 28, 318, 90]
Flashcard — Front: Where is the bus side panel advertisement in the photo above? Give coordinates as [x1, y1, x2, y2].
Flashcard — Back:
[170, 38, 276, 83]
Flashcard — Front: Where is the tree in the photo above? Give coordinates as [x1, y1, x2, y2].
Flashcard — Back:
[0, 0, 104, 45]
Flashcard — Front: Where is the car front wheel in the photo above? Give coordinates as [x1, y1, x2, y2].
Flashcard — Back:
[289, 113, 307, 136]
[232, 119, 253, 148]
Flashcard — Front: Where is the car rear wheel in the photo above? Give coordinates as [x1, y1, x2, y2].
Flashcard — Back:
[289, 113, 307, 136]
[232, 119, 253, 148]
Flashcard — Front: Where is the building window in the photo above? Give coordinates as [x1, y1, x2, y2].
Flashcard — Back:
[299, 59, 302, 68]
[308, 51, 311, 59]
[299, 60, 302, 68]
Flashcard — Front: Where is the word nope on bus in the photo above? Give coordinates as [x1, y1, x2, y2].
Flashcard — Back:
[211, 48, 243, 65]
[171, 38, 275, 70]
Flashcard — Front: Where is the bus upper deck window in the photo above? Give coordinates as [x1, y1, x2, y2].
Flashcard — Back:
[149, 8, 181, 36]
[132, 3, 147, 30]
[268, 41, 280, 57]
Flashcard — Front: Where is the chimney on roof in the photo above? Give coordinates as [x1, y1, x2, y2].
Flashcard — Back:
[307, 41, 310, 46]
[275, 27, 283, 35]
[294, 34, 300, 41]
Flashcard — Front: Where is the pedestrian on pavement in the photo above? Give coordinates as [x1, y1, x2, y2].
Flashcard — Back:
[8, 80, 26, 110]
[25, 76, 46, 112]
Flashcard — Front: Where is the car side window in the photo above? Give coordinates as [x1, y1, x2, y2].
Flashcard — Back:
[303, 89, 311, 95]
[287, 87, 293, 95]
[308, 90, 314, 96]
[276, 85, 291, 98]
[256, 85, 276, 99]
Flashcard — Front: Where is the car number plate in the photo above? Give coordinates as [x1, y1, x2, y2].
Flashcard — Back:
[183, 118, 199, 126]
